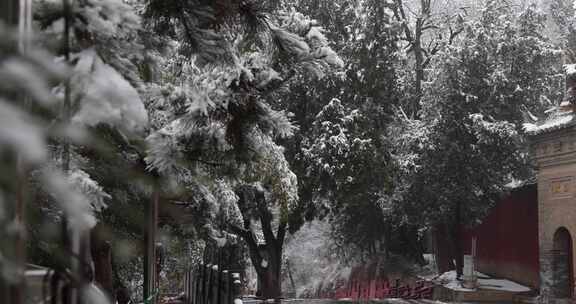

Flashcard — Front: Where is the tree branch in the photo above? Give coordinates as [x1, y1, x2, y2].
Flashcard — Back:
[232, 225, 265, 276]
[229, 224, 259, 253]
[254, 190, 277, 246]
[422, 25, 439, 31]
[276, 221, 287, 249]
[448, 26, 463, 45]
[393, 0, 414, 43]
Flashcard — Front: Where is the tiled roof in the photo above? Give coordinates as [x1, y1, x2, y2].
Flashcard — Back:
[524, 108, 574, 135]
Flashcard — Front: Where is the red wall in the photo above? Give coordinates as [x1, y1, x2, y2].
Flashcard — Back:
[461, 184, 539, 289]
[316, 185, 539, 300]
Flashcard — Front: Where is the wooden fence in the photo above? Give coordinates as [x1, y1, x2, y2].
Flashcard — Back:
[319, 278, 435, 300]
[183, 264, 242, 304]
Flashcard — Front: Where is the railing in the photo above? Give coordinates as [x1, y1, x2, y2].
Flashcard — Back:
[25, 265, 110, 304]
[323, 278, 435, 300]
[23, 265, 71, 304]
[183, 264, 242, 304]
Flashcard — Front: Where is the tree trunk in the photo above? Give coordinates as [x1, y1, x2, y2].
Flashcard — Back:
[144, 188, 159, 303]
[90, 227, 114, 299]
[112, 257, 132, 304]
[414, 21, 424, 103]
[433, 223, 454, 274]
[285, 260, 296, 297]
[408, 227, 426, 266]
[452, 202, 463, 278]
[233, 185, 286, 301]
[385, 226, 391, 260]
[255, 244, 282, 300]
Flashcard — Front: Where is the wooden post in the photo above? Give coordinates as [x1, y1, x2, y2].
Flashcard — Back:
[195, 264, 204, 304]
[143, 188, 159, 304]
[155, 242, 164, 292]
[209, 266, 214, 304]
[198, 265, 204, 304]
[211, 265, 219, 304]
[192, 267, 197, 304]
[218, 269, 224, 304]
[203, 264, 211, 304]
[12, 128, 28, 304]
[221, 270, 229, 304]
[185, 269, 190, 304]
[0, 0, 19, 26]
[228, 272, 234, 304]
[0, 2, 17, 301]
[191, 267, 197, 304]
[232, 273, 241, 304]
[1, 1, 33, 304]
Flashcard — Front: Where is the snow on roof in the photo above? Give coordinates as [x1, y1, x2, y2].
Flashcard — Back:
[504, 178, 536, 189]
[504, 179, 523, 189]
[524, 110, 574, 135]
[434, 270, 531, 293]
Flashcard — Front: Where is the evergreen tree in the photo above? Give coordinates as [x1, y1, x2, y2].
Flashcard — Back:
[550, 0, 576, 62]
[141, 0, 343, 298]
[392, 1, 563, 276]
[301, 99, 394, 258]
[279, 0, 406, 262]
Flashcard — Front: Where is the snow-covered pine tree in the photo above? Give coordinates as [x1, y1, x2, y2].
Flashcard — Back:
[550, 0, 576, 63]
[0, 6, 129, 303]
[278, 0, 405, 263]
[141, 0, 343, 298]
[29, 1, 153, 302]
[300, 98, 394, 259]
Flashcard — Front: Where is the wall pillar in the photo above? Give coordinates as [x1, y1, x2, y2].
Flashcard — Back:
[539, 249, 554, 303]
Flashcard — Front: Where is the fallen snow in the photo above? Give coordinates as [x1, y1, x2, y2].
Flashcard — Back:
[434, 270, 531, 293]
[477, 278, 531, 292]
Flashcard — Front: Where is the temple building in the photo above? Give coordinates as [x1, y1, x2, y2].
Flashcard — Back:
[526, 114, 576, 300]
[458, 65, 576, 303]
[523, 64, 576, 302]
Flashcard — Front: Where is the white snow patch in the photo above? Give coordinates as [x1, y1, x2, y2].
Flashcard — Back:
[524, 112, 574, 135]
[0, 100, 46, 163]
[565, 64, 576, 76]
[70, 49, 148, 136]
[81, 283, 111, 304]
[306, 26, 327, 46]
[504, 178, 526, 189]
[435, 270, 530, 293]
[477, 278, 531, 292]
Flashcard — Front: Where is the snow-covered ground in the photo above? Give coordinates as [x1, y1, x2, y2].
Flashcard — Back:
[432, 270, 531, 293]
[241, 299, 450, 304]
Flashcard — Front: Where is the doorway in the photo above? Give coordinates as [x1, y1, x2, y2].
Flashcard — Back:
[552, 227, 573, 299]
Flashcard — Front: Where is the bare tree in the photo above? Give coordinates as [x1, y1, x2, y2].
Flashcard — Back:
[393, 0, 465, 115]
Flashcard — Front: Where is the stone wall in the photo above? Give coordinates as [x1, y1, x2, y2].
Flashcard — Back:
[532, 127, 576, 300]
